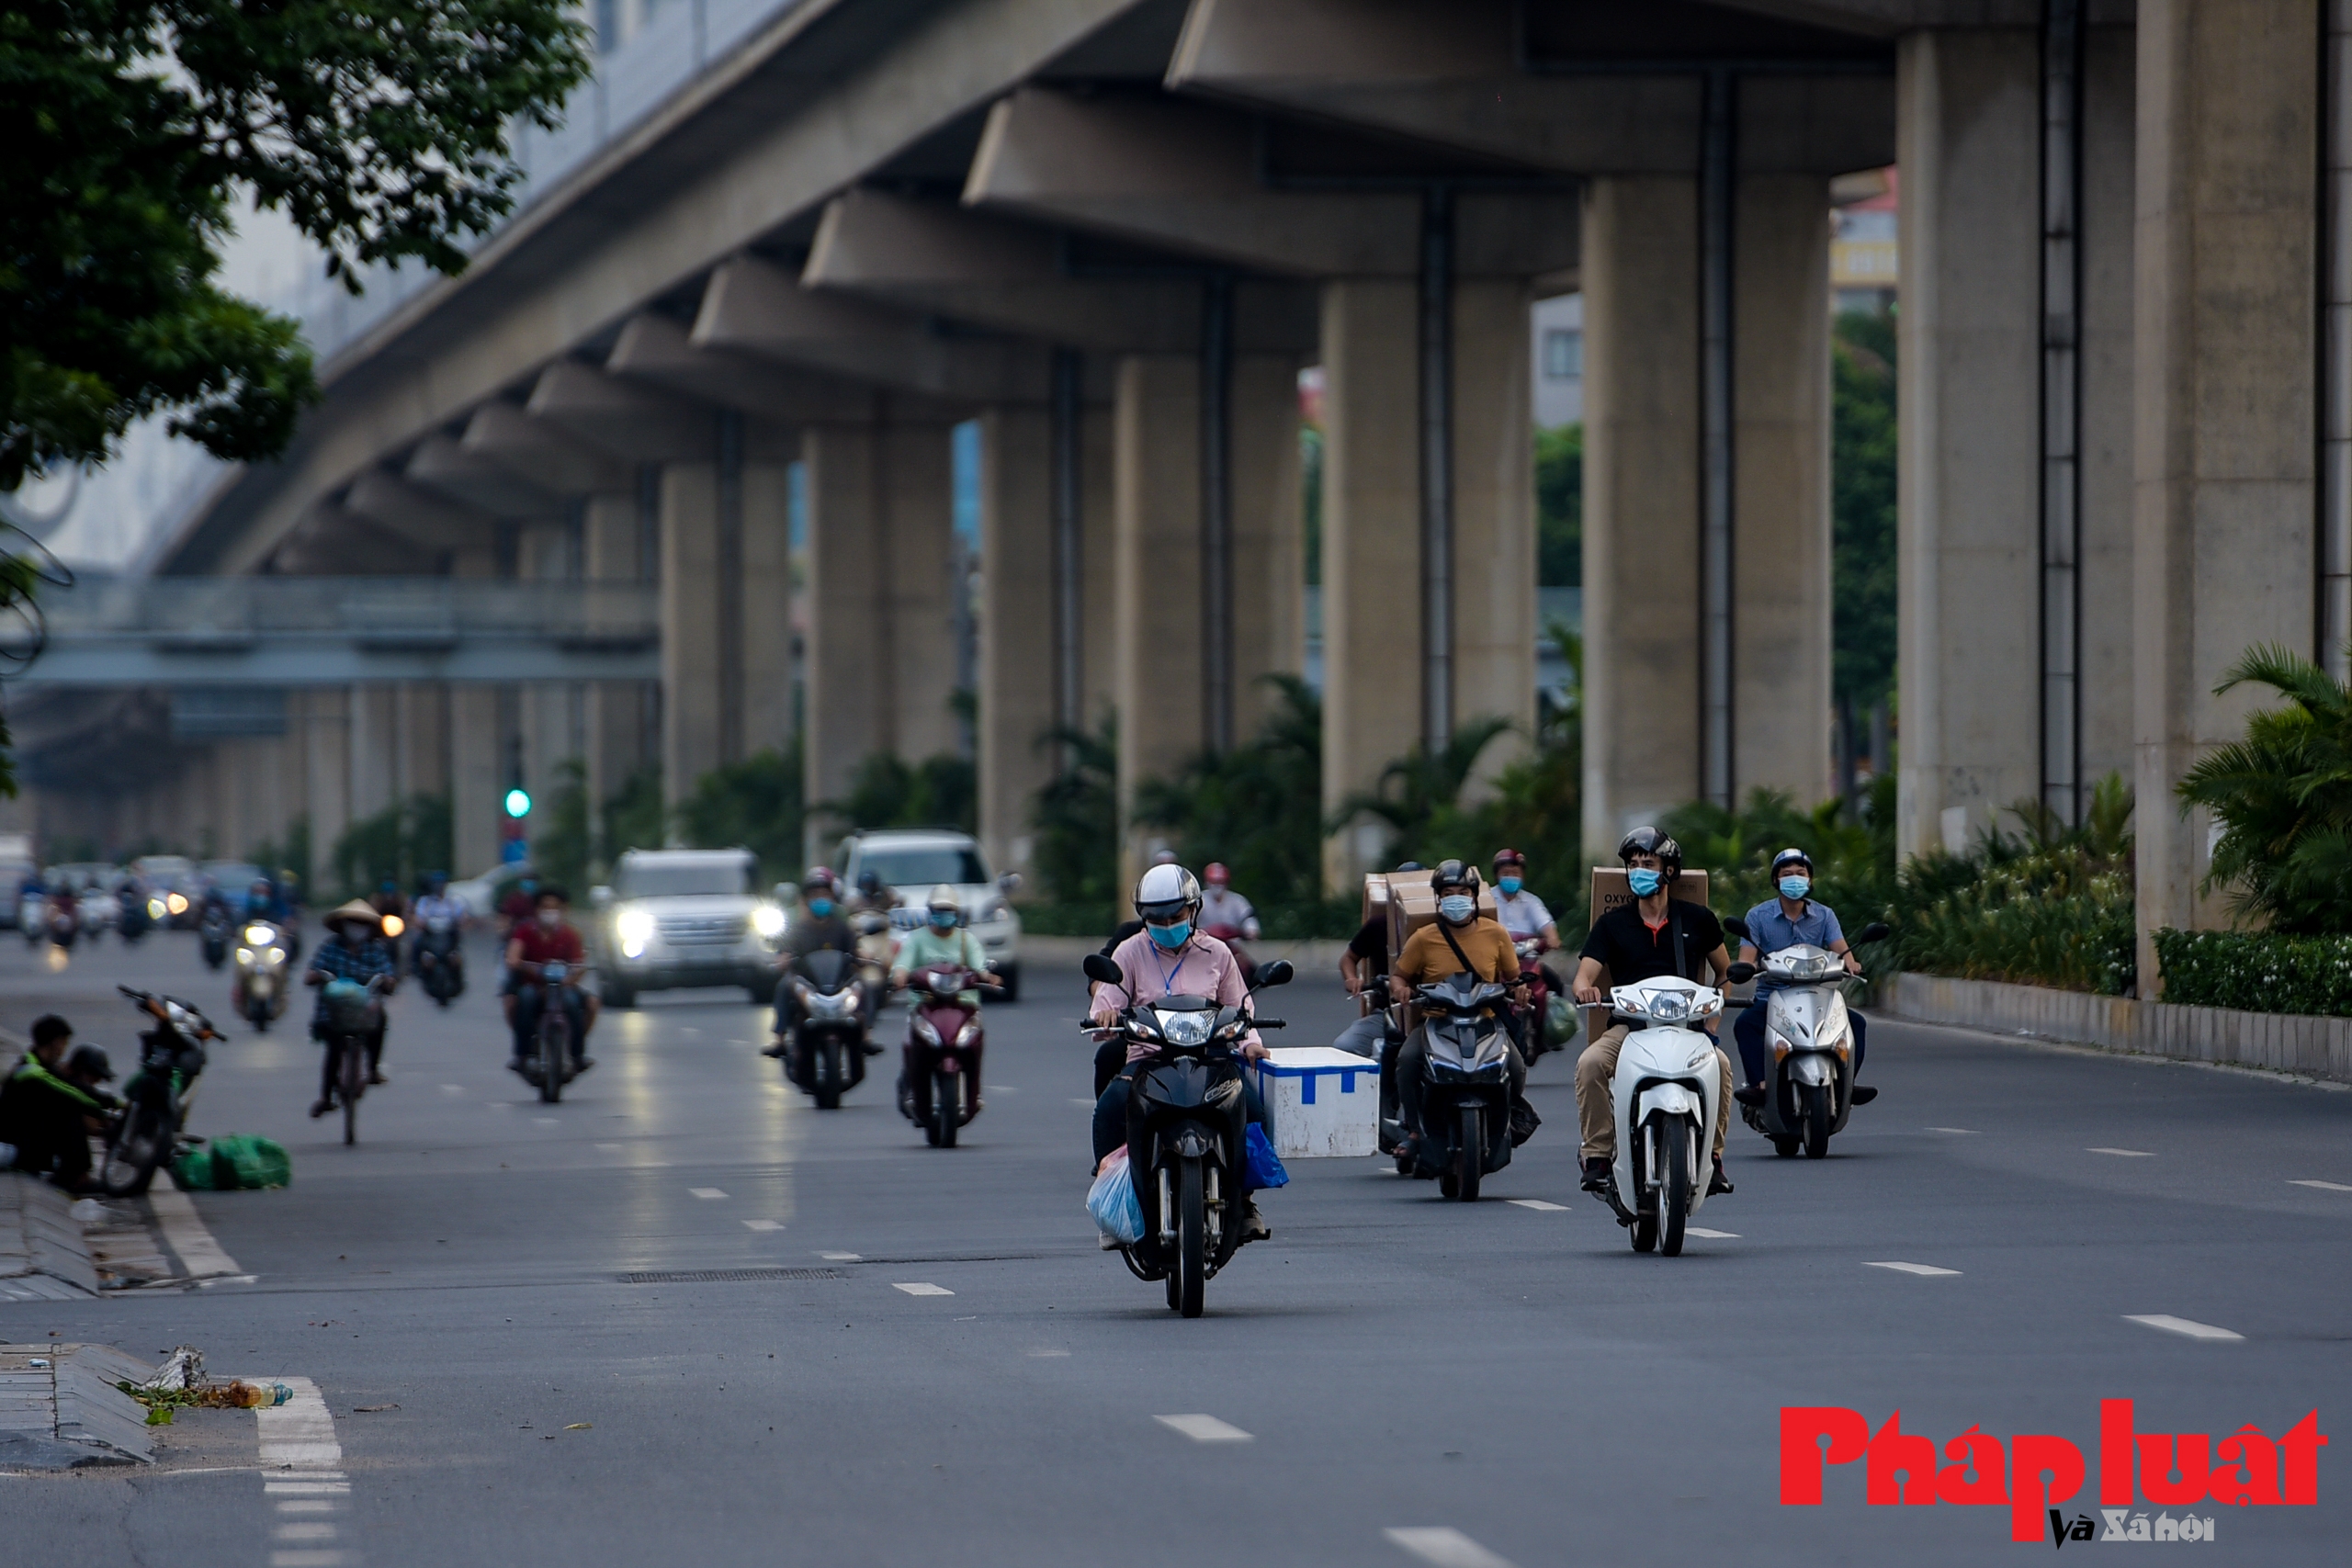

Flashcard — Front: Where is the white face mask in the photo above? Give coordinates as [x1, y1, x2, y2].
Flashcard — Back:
[537, 908, 561, 929]
[1437, 895, 1476, 924]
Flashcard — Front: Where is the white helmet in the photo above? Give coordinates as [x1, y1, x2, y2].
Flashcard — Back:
[1134, 863, 1201, 928]
[925, 884, 960, 918]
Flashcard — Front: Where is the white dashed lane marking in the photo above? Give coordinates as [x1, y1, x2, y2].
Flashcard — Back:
[1507, 1200, 1569, 1212]
[1925, 1126, 1977, 1134]
[2126, 1314, 2244, 1341]
[1864, 1261, 1962, 1277]
[2290, 1179, 2352, 1192]
[1155, 1414, 1252, 1443]
[1686, 1227, 1740, 1239]
[689, 1188, 729, 1200]
[893, 1282, 954, 1296]
[1384, 1526, 1520, 1568]
[2087, 1147, 2155, 1157]
[741, 1220, 783, 1232]
[819, 1251, 861, 1261]
[254, 1376, 349, 1564]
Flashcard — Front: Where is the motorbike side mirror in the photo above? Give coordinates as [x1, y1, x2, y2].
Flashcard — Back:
[589, 886, 613, 909]
[1081, 953, 1125, 987]
[1250, 958, 1294, 988]
[997, 871, 1021, 893]
[1856, 921, 1891, 945]
[1722, 916, 1749, 941]
[1726, 962, 1757, 985]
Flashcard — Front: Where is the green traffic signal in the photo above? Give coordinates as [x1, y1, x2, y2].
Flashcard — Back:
[504, 787, 532, 819]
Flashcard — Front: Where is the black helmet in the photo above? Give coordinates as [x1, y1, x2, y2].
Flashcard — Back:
[1393, 861, 1424, 873]
[1616, 826, 1683, 884]
[1430, 859, 1481, 897]
[63, 1043, 114, 1084]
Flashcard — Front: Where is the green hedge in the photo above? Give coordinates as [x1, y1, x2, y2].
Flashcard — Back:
[2153, 929, 2352, 1015]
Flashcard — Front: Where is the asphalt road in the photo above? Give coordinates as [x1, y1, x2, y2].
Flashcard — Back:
[1, 925, 2346, 1566]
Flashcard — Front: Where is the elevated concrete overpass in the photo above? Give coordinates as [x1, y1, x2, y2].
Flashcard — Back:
[91, 0, 2343, 974]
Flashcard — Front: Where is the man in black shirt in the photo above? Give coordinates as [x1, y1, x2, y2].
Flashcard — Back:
[765, 869, 856, 1058]
[1568, 829, 1736, 1198]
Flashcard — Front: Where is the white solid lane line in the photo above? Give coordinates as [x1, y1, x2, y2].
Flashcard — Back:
[1926, 1126, 1977, 1134]
[2126, 1314, 2245, 1341]
[819, 1251, 861, 1261]
[2087, 1146, 2155, 1157]
[1686, 1227, 1740, 1239]
[741, 1219, 783, 1231]
[689, 1188, 729, 1200]
[1507, 1200, 1570, 1212]
[1155, 1414, 1253, 1443]
[2290, 1179, 2352, 1192]
[269, 1553, 347, 1568]
[893, 1282, 954, 1296]
[1865, 1261, 1962, 1277]
[145, 1186, 242, 1279]
[1384, 1526, 1520, 1568]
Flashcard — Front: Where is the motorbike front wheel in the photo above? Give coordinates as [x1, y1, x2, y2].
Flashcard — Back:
[539, 1020, 566, 1106]
[340, 1040, 366, 1146]
[1802, 1082, 1830, 1159]
[1454, 1105, 1483, 1201]
[1660, 1116, 1690, 1256]
[814, 1041, 842, 1110]
[933, 1071, 958, 1148]
[1176, 1156, 1207, 1318]
[100, 1104, 169, 1196]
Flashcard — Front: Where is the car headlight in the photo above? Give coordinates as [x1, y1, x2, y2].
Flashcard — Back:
[148, 898, 166, 918]
[616, 908, 653, 958]
[166, 893, 188, 915]
[751, 904, 786, 940]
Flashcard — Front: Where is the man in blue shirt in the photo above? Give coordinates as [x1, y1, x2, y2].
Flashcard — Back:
[1730, 848, 1871, 1102]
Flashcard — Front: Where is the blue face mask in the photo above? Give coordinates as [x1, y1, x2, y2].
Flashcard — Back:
[1498, 876, 1522, 895]
[1779, 876, 1811, 901]
[807, 897, 833, 919]
[929, 911, 956, 930]
[1626, 867, 1663, 897]
[1148, 921, 1191, 950]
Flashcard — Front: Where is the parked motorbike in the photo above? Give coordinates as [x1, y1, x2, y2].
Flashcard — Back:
[99, 987, 218, 1196]
[785, 949, 869, 1110]
[1395, 971, 1520, 1201]
[117, 887, 153, 944]
[524, 962, 583, 1104]
[198, 904, 232, 968]
[232, 919, 290, 1032]
[1724, 917, 1888, 1159]
[899, 963, 991, 1147]
[1080, 952, 1291, 1319]
[1589, 976, 1725, 1256]
[415, 914, 465, 1005]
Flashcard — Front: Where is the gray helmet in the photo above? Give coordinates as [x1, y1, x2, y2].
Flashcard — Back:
[1134, 863, 1202, 927]
[1617, 826, 1683, 884]
[1770, 846, 1813, 879]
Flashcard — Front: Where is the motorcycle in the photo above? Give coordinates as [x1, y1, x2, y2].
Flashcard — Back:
[1080, 952, 1291, 1319]
[854, 913, 897, 1021]
[784, 949, 869, 1110]
[44, 895, 80, 950]
[1724, 918, 1888, 1159]
[899, 963, 991, 1147]
[1511, 938, 1558, 1062]
[232, 919, 290, 1032]
[415, 915, 465, 1005]
[99, 987, 218, 1196]
[1589, 975, 1726, 1257]
[198, 904, 232, 968]
[524, 962, 583, 1104]
[1395, 971, 1520, 1201]
[318, 975, 389, 1145]
[118, 888, 153, 944]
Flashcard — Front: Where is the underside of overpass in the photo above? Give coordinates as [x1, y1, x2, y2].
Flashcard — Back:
[39, 0, 2348, 972]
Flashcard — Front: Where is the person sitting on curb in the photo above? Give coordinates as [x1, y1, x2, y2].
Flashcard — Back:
[0, 1016, 102, 1191]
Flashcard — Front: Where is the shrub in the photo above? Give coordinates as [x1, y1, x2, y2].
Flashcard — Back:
[1030, 716, 1118, 906]
[680, 745, 804, 883]
[2152, 929, 2352, 1015]
[1135, 675, 1326, 907]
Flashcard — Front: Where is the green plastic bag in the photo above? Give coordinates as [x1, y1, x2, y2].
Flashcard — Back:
[172, 1135, 290, 1191]
[1544, 996, 1576, 1048]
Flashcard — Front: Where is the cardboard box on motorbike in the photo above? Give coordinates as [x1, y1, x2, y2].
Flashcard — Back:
[1357, 870, 1498, 1028]
[1580, 865, 1710, 1047]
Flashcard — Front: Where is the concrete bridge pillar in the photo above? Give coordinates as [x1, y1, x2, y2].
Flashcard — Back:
[1449, 278, 1539, 781]
[2133, 0, 2320, 977]
[348, 687, 400, 828]
[582, 486, 654, 842]
[449, 547, 505, 876]
[661, 450, 723, 815]
[1112, 354, 1204, 887]
[977, 404, 1054, 892]
[300, 690, 352, 895]
[802, 415, 958, 827]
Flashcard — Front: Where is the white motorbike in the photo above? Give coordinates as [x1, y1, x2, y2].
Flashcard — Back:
[1725, 918, 1887, 1159]
[1594, 976, 1725, 1257]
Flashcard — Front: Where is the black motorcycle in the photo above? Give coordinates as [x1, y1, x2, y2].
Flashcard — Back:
[44, 896, 79, 951]
[523, 962, 583, 1104]
[100, 987, 218, 1196]
[415, 915, 465, 1005]
[785, 949, 870, 1110]
[198, 904, 232, 969]
[117, 888, 152, 944]
[1395, 972, 1519, 1201]
[1080, 953, 1291, 1319]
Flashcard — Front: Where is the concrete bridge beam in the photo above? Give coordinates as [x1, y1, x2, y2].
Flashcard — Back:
[526, 361, 725, 465]
[461, 401, 636, 497]
[405, 435, 564, 522]
[342, 471, 496, 556]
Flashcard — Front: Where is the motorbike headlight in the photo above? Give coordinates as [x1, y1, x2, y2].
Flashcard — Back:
[912, 1014, 940, 1044]
[265, 948, 286, 965]
[1648, 991, 1691, 1023]
[810, 990, 857, 1019]
[233, 948, 257, 967]
[1156, 1010, 1213, 1047]
[616, 908, 653, 958]
[751, 904, 786, 940]
[148, 898, 166, 918]
[954, 1020, 980, 1047]
[243, 925, 273, 945]
[166, 893, 188, 915]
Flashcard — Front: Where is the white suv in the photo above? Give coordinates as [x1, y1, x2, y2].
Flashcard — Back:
[832, 829, 1023, 1000]
[593, 849, 786, 1007]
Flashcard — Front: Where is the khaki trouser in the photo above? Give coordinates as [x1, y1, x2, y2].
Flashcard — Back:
[1575, 1022, 1732, 1163]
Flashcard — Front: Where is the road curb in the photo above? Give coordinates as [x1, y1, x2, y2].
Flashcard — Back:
[0, 1172, 98, 1301]
[0, 1342, 158, 1469]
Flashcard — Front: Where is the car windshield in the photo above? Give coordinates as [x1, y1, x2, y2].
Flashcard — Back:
[616, 861, 753, 897]
[203, 863, 266, 889]
[857, 847, 989, 887]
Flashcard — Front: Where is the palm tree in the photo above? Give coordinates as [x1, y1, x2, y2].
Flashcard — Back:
[1329, 715, 1516, 864]
[2176, 643, 2352, 933]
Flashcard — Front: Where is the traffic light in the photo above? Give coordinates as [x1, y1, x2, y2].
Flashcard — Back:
[504, 787, 532, 819]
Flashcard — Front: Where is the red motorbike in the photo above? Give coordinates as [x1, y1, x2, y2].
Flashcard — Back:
[900, 964, 989, 1147]
[1513, 938, 1557, 1062]
[1204, 924, 1258, 986]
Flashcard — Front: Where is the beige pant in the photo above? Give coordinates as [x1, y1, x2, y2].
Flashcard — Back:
[1575, 1023, 1732, 1163]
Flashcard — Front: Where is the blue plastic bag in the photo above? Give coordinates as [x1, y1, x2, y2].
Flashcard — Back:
[1086, 1148, 1144, 1244]
[1244, 1122, 1290, 1189]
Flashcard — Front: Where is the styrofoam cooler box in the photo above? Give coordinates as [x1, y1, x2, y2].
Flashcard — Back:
[1249, 1047, 1381, 1158]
